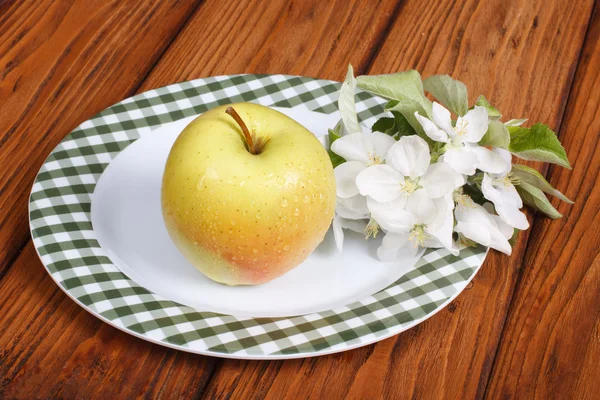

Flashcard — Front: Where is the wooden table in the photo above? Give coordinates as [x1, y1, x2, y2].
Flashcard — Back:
[1, 0, 598, 398]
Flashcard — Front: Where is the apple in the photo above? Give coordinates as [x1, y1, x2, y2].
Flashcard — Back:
[161, 103, 336, 285]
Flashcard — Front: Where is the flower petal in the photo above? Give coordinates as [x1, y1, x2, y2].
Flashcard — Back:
[482, 173, 522, 208]
[404, 189, 437, 225]
[370, 131, 397, 160]
[462, 105, 489, 142]
[356, 164, 404, 202]
[454, 203, 512, 255]
[330, 132, 371, 163]
[332, 215, 344, 252]
[470, 145, 508, 174]
[377, 232, 419, 263]
[432, 102, 455, 138]
[484, 203, 515, 240]
[421, 162, 465, 198]
[367, 196, 413, 233]
[387, 135, 430, 178]
[414, 111, 449, 142]
[442, 147, 479, 175]
[427, 195, 456, 253]
[496, 203, 529, 230]
[332, 215, 368, 252]
[493, 147, 513, 176]
[336, 195, 369, 219]
[334, 161, 364, 198]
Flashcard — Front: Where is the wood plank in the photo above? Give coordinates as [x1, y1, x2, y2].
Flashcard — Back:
[0, 0, 399, 396]
[486, 4, 600, 398]
[0, 0, 201, 274]
[0, 244, 216, 399]
[200, 0, 595, 399]
[138, 0, 401, 86]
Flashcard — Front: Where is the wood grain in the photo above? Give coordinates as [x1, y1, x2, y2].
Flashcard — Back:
[200, 0, 595, 398]
[0, 244, 216, 399]
[0, 0, 201, 274]
[486, 4, 600, 398]
[138, 0, 401, 87]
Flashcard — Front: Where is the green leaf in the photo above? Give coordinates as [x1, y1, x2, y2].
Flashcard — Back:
[423, 75, 469, 116]
[462, 183, 486, 205]
[479, 120, 510, 148]
[508, 123, 571, 169]
[385, 99, 433, 144]
[356, 70, 432, 116]
[516, 182, 562, 219]
[475, 95, 502, 120]
[327, 128, 345, 168]
[505, 118, 527, 127]
[511, 164, 573, 203]
[391, 111, 417, 137]
[328, 128, 341, 144]
[339, 64, 361, 134]
[372, 117, 396, 135]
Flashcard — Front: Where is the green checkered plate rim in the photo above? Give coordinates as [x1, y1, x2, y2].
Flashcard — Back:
[29, 74, 487, 359]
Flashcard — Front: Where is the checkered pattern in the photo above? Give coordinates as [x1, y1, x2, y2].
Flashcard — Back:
[29, 74, 487, 358]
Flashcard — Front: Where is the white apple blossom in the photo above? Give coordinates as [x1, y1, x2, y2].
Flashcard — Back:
[454, 201, 514, 255]
[481, 148, 529, 230]
[356, 135, 464, 204]
[368, 190, 457, 260]
[331, 131, 396, 198]
[413, 102, 506, 176]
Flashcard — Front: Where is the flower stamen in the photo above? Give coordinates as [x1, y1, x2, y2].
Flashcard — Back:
[364, 218, 380, 239]
[495, 172, 520, 187]
[408, 224, 428, 247]
[368, 153, 383, 166]
[453, 191, 475, 210]
[454, 119, 470, 137]
[399, 176, 421, 195]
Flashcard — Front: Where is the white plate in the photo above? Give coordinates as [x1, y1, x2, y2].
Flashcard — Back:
[30, 74, 487, 359]
[91, 108, 424, 318]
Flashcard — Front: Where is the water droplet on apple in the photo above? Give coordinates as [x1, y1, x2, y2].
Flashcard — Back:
[283, 244, 290, 251]
[280, 199, 288, 208]
[293, 208, 300, 216]
[303, 195, 310, 203]
[228, 229, 233, 234]
[255, 212, 262, 219]
[230, 220, 237, 225]
[252, 248, 258, 254]
[276, 176, 285, 185]
[293, 195, 299, 203]
[193, 241, 198, 246]
[232, 256, 237, 260]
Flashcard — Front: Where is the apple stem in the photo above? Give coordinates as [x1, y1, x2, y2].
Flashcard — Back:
[226, 107, 256, 154]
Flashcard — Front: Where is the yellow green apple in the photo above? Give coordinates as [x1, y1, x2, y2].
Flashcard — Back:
[161, 103, 336, 285]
